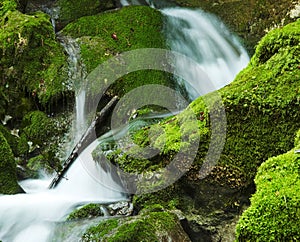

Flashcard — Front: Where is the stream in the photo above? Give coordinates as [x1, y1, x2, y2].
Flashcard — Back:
[0, 1, 249, 241]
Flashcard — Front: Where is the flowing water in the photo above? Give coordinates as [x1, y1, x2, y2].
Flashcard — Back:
[162, 8, 249, 99]
[0, 2, 249, 241]
[0, 141, 125, 242]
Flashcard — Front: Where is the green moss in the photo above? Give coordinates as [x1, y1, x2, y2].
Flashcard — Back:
[22, 111, 54, 146]
[0, 131, 23, 194]
[104, 18, 300, 212]
[0, 124, 18, 156]
[215, 19, 300, 182]
[82, 211, 180, 242]
[236, 133, 300, 241]
[0, 0, 17, 17]
[18, 111, 64, 172]
[56, 0, 116, 27]
[82, 219, 119, 241]
[62, 6, 171, 98]
[66, 204, 104, 221]
[0, 8, 68, 114]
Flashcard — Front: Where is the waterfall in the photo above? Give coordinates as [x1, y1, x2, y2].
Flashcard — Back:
[58, 35, 88, 153]
[119, 2, 249, 99]
[0, 2, 250, 241]
[162, 8, 249, 99]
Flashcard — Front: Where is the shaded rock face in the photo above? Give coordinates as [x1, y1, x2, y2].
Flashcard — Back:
[16, 0, 28, 12]
[176, 178, 254, 241]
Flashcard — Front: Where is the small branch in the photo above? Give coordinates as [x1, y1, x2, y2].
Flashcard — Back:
[48, 96, 119, 189]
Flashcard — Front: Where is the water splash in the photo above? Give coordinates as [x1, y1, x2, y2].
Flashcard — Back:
[0, 140, 125, 242]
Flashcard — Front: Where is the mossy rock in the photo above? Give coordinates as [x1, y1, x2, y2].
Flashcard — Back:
[0, 6, 68, 118]
[62, 6, 172, 98]
[101, 19, 300, 239]
[0, 131, 23, 194]
[82, 210, 190, 241]
[66, 203, 104, 221]
[16, 110, 67, 173]
[21, 110, 55, 147]
[119, 18, 300, 186]
[235, 130, 300, 241]
[56, 0, 117, 28]
[0, 124, 18, 156]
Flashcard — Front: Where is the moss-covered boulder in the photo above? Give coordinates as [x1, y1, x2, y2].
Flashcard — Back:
[0, 3, 68, 120]
[101, 18, 300, 240]
[62, 6, 171, 99]
[107, 18, 300, 191]
[56, 0, 117, 29]
[82, 208, 190, 241]
[170, 0, 299, 54]
[0, 131, 23, 194]
[236, 130, 300, 241]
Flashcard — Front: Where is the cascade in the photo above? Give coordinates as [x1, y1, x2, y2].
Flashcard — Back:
[0, 2, 250, 241]
[162, 8, 249, 99]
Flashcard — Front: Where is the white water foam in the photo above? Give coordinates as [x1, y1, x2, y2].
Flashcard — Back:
[0, 140, 125, 242]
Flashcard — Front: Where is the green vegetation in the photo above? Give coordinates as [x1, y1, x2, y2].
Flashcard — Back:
[21, 111, 54, 146]
[62, 6, 171, 98]
[82, 210, 186, 242]
[0, 131, 23, 194]
[236, 130, 300, 241]
[82, 219, 119, 241]
[0, 3, 68, 119]
[56, 0, 116, 27]
[103, 18, 300, 221]
[66, 204, 104, 221]
[217, 19, 300, 183]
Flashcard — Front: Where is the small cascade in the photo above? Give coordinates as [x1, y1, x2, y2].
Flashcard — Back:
[162, 8, 249, 99]
[58, 35, 88, 152]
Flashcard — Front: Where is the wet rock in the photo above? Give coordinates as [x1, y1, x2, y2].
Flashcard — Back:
[107, 201, 134, 216]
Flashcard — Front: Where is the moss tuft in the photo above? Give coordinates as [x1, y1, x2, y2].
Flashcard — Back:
[66, 204, 104, 221]
[236, 132, 300, 241]
[56, 0, 116, 28]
